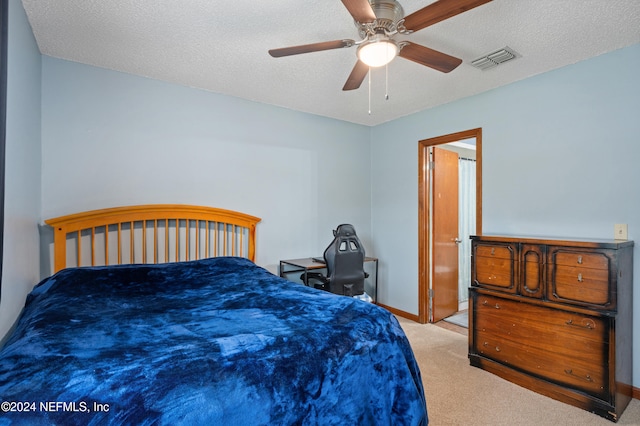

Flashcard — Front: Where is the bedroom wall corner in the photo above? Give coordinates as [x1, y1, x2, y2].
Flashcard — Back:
[0, 0, 42, 339]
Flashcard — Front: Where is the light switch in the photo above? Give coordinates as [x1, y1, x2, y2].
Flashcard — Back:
[614, 224, 628, 240]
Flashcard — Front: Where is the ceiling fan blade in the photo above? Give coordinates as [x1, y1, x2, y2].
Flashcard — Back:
[343, 60, 369, 91]
[399, 42, 462, 73]
[402, 0, 492, 32]
[341, 0, 376, 23]
[269, 39, 355, 58]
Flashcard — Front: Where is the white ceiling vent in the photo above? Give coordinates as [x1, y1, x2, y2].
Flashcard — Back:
[470, 47, 519, 70]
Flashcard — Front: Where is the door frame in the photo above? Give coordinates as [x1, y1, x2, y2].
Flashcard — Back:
[417, 128, 483, 324]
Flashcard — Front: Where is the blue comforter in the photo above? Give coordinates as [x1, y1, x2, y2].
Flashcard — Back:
[0, 257, 427, 425]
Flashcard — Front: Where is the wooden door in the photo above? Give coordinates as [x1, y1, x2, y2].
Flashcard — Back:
[431, 147, 459, 322]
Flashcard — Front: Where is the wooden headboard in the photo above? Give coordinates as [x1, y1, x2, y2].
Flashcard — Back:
[45, 204, 261, 273]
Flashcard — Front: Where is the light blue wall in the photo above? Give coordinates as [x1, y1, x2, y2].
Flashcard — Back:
[0, 0, 42, 338]
[370, 43, 640, 386]
[40, 57, 373, 272]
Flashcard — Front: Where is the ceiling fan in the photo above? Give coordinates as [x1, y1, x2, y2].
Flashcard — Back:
[268, 0, 493, 91]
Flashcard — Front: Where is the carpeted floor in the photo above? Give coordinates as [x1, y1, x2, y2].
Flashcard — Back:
[397, 316, 640, 426]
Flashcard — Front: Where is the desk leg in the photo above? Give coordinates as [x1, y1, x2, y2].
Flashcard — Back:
[374, 259, 378, 303]
[280, 262, 312, 287]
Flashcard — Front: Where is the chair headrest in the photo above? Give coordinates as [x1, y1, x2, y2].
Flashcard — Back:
[334, 224, 357, 237]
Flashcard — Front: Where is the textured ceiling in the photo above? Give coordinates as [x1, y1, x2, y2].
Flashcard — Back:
[21, 0, 640, 126]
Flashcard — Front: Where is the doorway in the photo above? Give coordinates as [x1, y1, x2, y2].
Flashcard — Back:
[417, 128, 482, 324]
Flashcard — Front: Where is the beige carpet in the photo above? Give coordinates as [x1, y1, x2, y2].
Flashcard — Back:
[397, 317, 640, 426]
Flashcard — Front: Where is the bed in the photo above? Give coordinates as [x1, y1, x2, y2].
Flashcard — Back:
[0, 205, 428, 425]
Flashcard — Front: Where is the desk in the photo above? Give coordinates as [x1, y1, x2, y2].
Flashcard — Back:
[279, 257, 378, 302]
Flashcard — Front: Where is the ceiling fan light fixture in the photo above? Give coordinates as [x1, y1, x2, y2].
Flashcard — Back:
[357, 39, 398, 67]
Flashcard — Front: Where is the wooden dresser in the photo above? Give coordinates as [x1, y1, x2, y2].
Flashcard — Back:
[468, 235, 633, 422]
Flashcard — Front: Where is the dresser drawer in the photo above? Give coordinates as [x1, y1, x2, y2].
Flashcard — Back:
[554, 251, 609, 269]
[472, 242, 517, 293]
[472, 294, 609, 399]
[548, 248, 613, 309]
[475, 244, 513, 259]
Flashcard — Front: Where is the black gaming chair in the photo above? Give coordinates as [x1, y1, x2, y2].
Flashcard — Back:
[302, 224, 367, 297]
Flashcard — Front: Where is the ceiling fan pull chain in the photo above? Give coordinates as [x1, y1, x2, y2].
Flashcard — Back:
[368, 68, 372, 115]
[385, 63, 389, 100]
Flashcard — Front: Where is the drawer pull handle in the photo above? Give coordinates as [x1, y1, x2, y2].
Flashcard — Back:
[481, 300, 500, 309]
[577, 273, 583, 282]
[495, 346, 501, 352]
[577, 256, 583, 264]
[491, 248, 495, 255]
[565, 319, 595, 329]
[564, 369, 593, 382]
